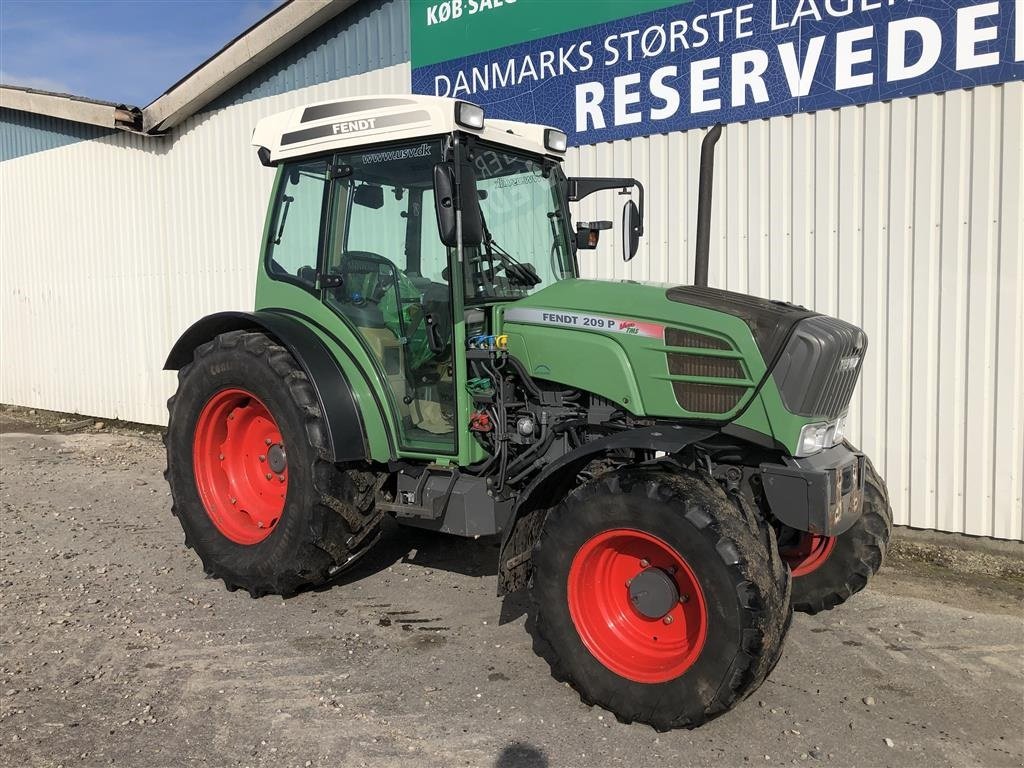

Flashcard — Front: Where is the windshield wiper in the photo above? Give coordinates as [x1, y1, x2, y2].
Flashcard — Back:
[477, 208, 542, 288]
[487, 237, 542, 287]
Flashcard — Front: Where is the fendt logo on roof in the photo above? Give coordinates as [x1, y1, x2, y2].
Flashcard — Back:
[332, 118, 377, 135]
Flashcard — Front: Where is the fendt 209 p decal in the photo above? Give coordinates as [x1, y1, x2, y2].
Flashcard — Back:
[504, 308, 665, 339]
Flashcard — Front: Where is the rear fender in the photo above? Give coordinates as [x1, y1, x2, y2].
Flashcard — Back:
[496, 424, 716, 594]
[164, 311, 370, 463]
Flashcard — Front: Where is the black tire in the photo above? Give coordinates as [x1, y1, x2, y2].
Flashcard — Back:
[164, 330, 382, 597]
[788, 456, 893, 614]
[530, 465, 791, 731]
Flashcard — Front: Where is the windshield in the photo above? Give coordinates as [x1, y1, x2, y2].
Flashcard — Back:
[465, 146, 574, 303]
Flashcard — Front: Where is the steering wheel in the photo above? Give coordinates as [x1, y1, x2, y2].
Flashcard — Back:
[337, 251, 401, 304]
[337, 252, 449, 362]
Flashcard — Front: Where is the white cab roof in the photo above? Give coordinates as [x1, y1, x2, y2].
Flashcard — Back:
[251, 94, 565, 164]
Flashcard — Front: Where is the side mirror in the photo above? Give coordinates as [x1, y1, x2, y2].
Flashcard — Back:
[622, 200, 641, 261]
[433, 162, 484, 247]
[575, 220, 612, 250]
[353, 184, 384, 209]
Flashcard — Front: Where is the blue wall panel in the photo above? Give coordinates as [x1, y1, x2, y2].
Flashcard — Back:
[0, 108, 114, 163]
[204, 0, 409, 113]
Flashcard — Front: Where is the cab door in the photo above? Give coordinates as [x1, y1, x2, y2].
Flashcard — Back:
[320, 140, 459, 456]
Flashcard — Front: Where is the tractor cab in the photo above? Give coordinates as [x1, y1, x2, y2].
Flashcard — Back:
[250, 95, 632, 458]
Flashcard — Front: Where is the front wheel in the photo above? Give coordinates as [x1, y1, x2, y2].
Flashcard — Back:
[530, 466, 791, 731]
[780, 455, 893, 614]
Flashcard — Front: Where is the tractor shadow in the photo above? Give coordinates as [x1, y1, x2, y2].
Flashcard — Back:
[338, 518, 501, 580]
[495, 742, 549, 767]
[316, 518, 533, 625]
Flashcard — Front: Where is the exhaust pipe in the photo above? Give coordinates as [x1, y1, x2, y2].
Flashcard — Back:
[694, 124, 723, 288]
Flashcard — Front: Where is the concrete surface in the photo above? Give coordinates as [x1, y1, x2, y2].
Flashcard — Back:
[1, 418, 1022, 768]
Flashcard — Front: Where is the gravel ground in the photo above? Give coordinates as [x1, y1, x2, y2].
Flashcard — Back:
[1, 411, 1022, 768]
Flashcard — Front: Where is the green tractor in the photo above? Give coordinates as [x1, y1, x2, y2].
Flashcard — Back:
[164, 96, 892, 729]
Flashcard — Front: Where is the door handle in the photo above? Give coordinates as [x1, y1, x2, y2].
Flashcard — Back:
[318, 273, 343, 290]
[424, 313, 445, 354]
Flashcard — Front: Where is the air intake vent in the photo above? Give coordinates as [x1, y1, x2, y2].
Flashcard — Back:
[665, 328, 730, 350]
[667, 354, 744, 379]
[673, 383, 745, 414]
[666, 286, 816, 363]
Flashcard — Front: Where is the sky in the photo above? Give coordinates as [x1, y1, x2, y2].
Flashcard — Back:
[0, 0, 283, 106]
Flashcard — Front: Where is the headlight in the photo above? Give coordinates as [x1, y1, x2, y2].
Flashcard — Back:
[796, 414, 848, 457]
[455, 101, 485, 129]
[544, 128, 568, 153]
[833, 413, 848, 444]
[798, 423, 829, 456]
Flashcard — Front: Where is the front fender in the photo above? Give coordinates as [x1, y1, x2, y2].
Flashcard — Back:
[496, 424, 716, 594]
[165, 311, 369, 463]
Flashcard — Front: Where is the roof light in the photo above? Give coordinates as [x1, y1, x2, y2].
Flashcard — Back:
[455, 101, 485, 130]
[544, 128, 568, 153]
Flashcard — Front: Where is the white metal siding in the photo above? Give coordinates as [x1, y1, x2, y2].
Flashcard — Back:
[0, 63, 412, 425]
[569, 83, 1024, 541]
[1, 69, 1021, 540]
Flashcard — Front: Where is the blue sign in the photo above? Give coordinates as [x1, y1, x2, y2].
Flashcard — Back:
[412, 0, 1024, 146]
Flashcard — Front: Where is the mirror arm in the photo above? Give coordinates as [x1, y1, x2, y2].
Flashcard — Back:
[568, 177, 644, 236]
[568, 177, 643, 212]
[632, 181, 645, 236]
[567, 177, 633, 202]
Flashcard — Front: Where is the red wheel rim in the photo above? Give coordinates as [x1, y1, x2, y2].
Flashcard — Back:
[567, 529, 707, 684]
[192, 388, 288, 545]
[780, 533, 836, 577]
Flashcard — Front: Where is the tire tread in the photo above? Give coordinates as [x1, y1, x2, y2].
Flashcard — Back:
[531, 465, 791, 730]
[164, 331, 381, 598]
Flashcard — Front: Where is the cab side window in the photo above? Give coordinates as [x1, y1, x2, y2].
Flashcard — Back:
[266, 160, 329, 287]
[418, 191, 449, 283]
[346, 184, 407, 267]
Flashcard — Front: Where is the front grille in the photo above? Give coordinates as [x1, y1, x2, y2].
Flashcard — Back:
[667, 353, 745, 379]
[665, 327, 747, 413]
[673, 383, 745, 414]
[664, 328, 731, 350]
[773, 316, 867, 419]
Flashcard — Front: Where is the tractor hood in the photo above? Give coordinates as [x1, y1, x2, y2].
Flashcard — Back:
[502, 280, 681, 341]
[501, 279, 816, 364]
[497, 278, 792, 421]
[497, 278, 866, 453]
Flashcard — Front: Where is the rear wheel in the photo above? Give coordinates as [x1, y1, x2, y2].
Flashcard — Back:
[164, 330, 382, 597]
[782, 456, 892, 614]
[531, 466, 791, 731]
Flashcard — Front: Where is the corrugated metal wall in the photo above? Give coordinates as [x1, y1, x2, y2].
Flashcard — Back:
[0, 63, 411, 425]
[569, 82, 1024, 541]
[1, 59, 1021, 539]
[0, 107, 115, 162]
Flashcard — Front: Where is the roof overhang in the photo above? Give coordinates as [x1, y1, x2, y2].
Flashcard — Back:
[0, 86, 141, 131]
[141, 0, 356, 134]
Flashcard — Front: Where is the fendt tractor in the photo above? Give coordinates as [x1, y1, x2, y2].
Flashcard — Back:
[164, 96, 893, 729]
